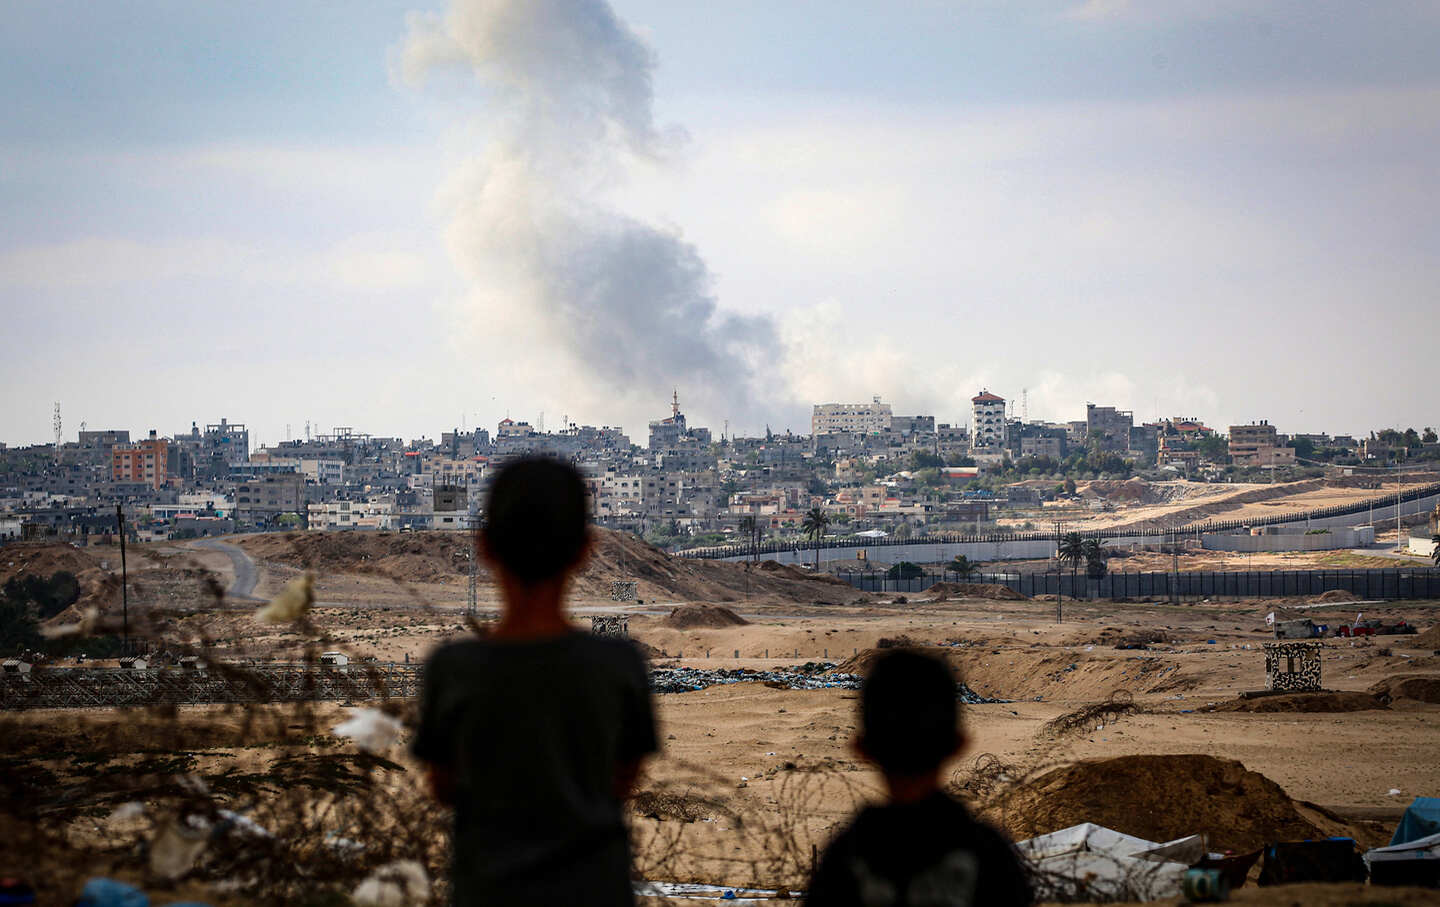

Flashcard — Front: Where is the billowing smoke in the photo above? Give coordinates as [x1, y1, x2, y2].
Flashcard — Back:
[401, 0, 777, 424]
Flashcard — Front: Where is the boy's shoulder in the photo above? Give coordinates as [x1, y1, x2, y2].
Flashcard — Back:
[423, 633, 647, 674]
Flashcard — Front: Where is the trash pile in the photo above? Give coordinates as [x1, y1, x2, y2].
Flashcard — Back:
[648, 665, 996, 702]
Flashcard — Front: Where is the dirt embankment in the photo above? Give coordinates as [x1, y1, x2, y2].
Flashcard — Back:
[236, 532, 471, 584]
[985, 754, 1326, 852]
[660, 605, 750, 630]
[2, 541, 118, 623]
[1410, 624, 1440, 650]
[830, 646, 1195, 701]
[1209, 692, 1387, 713]
[236, 529, 867, 606]
[922, 582, 1027, 602]
[1107, 479, 1332, 532]
[1369, 675, 1440, 705]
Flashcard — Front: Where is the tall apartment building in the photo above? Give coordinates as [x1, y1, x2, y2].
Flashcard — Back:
[1229, 421, 1295, 466]
[111, 433, 169, 489]
[970, 391, 1006, 453]
[1085, 404, 1134, 454]
[811, 397, 893, 436]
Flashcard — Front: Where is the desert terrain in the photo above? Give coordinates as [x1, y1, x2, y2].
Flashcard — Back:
[4, 518, 1440, 904]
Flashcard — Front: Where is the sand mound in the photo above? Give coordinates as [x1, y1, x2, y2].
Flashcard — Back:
[1310, 589, 1357, 604]
[2, 542, 118, 624]
[1210, 692, 1386, 713]
[923, 582, 1027, 601]
[986, 755, 1324, 852]
[660, 604, 750, 630]
[238, 531, 471, 583]
[1369, 675, 1440, 705]
[238, 529, 863, 606]
[1410, 625, 1440, 649]
[1084, 479, 1162, 504]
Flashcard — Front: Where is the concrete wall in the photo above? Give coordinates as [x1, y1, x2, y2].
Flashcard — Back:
[1203, 525, 1374, 552]
[1410, 535, 1439, 558]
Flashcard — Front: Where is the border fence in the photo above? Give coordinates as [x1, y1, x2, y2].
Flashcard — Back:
[0, 662, 421, 711]
[837, 567, 1440, 601]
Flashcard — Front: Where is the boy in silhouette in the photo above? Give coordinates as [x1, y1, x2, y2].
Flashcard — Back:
[806, 649, 1031, 906]
[414, 457, 657, 906]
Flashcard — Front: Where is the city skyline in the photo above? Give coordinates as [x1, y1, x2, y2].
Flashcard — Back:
[3, 1, 1438, 447]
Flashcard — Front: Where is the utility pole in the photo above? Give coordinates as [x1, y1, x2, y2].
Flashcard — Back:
[1054, 520, 1063, 623]
[115, 504, 129, 654]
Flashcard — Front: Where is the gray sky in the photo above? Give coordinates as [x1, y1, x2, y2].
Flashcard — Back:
[2, 0, 1437, 448]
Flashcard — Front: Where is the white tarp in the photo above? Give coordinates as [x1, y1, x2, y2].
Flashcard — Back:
[1016, 823, 1199, 902]
[1364, 830, 1440, 865]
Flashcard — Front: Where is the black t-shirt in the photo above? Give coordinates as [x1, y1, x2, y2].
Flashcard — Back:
[413, 632, 658, 907]
[806, 792, 1032, 907]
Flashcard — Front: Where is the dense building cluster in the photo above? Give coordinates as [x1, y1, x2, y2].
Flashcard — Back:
[0, 394, 1432, 547]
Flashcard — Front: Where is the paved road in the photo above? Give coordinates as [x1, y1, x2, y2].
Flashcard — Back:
[192, 537, 261, 601]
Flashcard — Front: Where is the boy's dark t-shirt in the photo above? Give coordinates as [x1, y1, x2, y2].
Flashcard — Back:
[806, 792, 1032, 907]
[413, 632, 658, 906]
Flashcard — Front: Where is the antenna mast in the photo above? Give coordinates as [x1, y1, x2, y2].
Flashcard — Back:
[53, 402, 62, 463]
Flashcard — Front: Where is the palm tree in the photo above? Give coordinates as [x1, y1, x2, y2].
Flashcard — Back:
[739, 515, 759, 562]
[1082, 537, 1107, 579]
[802, 507, 830, 570]
[1058, 531, 1087, 598]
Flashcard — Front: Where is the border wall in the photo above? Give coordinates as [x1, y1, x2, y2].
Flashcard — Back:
[837, 567, 1440, 601]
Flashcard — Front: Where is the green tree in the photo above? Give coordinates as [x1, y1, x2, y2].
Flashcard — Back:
[1196, 435, 1230, 462]
[888, 561, 925, 580]
[948, 555, 979, 581]
[1058, 532, 1087, 593]
[1287, 437, 1315, 460]
[738, 515, 759, 562]
[910, 451, 944, 470]
[1063, 477, 1077, 495]
[2, 571, 80, 621]
[0, 594, 43, 655]
[801, 507, 830, 570]
[1424, 428, 1437, 444]
[1083, 537, 1108, 579]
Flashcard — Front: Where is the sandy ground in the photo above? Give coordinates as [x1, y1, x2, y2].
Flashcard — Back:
[8, 532, 1440, 904]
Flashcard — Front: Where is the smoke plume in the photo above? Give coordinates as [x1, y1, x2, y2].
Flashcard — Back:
[401, 0, 778, 424]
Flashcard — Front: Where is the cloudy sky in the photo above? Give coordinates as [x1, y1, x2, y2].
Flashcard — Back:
[2, 0, 1437, 448]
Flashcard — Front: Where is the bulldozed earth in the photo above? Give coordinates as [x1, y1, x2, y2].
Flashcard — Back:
[3, 528, 1440, 904]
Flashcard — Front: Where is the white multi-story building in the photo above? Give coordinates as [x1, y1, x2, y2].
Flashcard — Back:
[812, 397, 893, 436]
[299, 458, 345, 485]
[970, 391, 1007, 453]
[308, 499, 393, 530]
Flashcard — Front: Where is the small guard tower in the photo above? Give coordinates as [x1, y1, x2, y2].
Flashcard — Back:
[591, 615, 630, 639]
[1262, 641, 1322, 692]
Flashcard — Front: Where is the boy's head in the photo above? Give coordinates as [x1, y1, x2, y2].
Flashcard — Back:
[481, 457, 590, 585]
[857, 649, 964, 777]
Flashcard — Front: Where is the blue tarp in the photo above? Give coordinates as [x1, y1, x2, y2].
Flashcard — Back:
[1391, 797, 1440, 846]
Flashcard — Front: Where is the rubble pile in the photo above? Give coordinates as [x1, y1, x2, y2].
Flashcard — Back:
[649, 665, 996, 702]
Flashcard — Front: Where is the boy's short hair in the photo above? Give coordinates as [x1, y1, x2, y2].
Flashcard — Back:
[482, 457, 590, 583]
[861, 649, 961, 775]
